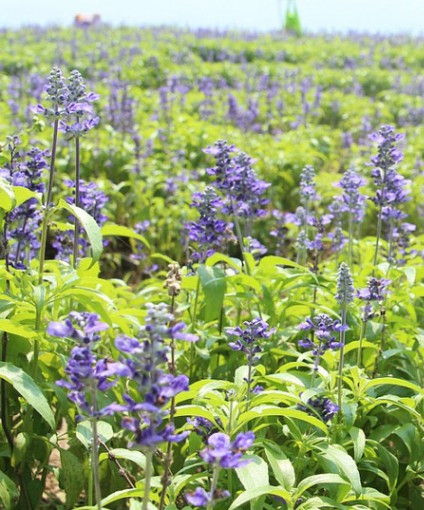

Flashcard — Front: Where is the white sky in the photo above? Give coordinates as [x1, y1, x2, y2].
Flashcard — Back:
[1, 0, 423, 34]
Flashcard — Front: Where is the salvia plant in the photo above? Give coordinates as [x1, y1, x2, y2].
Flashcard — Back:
[0, 26, 424, 510]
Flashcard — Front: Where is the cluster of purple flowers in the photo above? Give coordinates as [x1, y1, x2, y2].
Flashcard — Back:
[204, 141, 270, 221]
[0, 136, 49, 269]
[52, 179, 108, 261]
[298, 314, 345, 359]
[36, 67, 99, 135]
[48, 312, 112, 419]
[186, 186, 235, 262]
[105, 78, 137, 136]
[299, 165, 318, 205]
[186, 431, 255, 507]
[335, 262, 355, 306]
[227, 318, 273, 367]
[336, 167, 367, 221]
[104, 303, 197, 448]
[369, 125, 414, 262]
[357, 277, 391, 321]
[185, 139, 271, 263]
[297, 395, 339, 422]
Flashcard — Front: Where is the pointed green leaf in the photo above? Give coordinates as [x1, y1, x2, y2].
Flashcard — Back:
[229, 486, 291, 510]
[99, 448, 146, 470]
[0, 177, 16, 212]
[76, 420, 114, 449]
[13, 186, 41, 208]
[0, 362, 55, 429]
[101, 224, 150, 249]
[264, 443, 296, 490]
[0, 319, 37, 338]
[236, 455, 269, 490]
[60, 448, 86, 508]
[317, 444, 362, 496]
[365, 377, 424, 394]
[238, 405, 328, 434]
[198, 264, 226, 322]
[295, 473, 349, 497]
[0, 470, 19, 510]
[57, 199, 103, 266]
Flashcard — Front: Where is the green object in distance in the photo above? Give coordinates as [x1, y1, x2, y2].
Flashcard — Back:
[285, 0, 302, 36]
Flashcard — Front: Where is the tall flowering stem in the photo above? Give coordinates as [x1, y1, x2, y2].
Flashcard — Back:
[48, 312, 112, 509]
[158, 264, 186, 510]
[296, 165, 317, 265]
[37, 67, 71, 283]
[38, 118, 59, 283]
[335, 263, 354, 413]
[105, 304, 196, 507]
[369, 125, 405, 267]
[227, 318, 273, 408]
[297, 314, 344, 386]
[65, 70, 99, 267]
[336, 168, 366, 267]
[357, 277, 390, 368]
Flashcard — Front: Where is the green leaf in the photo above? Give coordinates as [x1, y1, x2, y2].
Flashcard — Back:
[349, 427, 366, 462]
[264, 442, 296, 490]
[57, 199, 103, 266]
[317, 444, 362, 496]
[13, 186, 41, 208]
[76, 420, 114, 449]
[229, 485, 291, 510]
[0, 319, 37, 338]
[401, 266, 416, 286]
[236, 457, 269, 510]
[0, 362, 55, 429]
[59, 448, 86, 508]
[231, 273, 261, 293]
[0, 470, 19, 510]
[258, 256, 309, 272]
[75, 489, 149, 509]
[295, 473, 349, 498]
[101, 224, 150, 249]
[174, 405, 219, 425]
[12, 432, 31, 467]
[236, 455, 269, 489]
[198, 264, 226, 322]
[99, 448, 145, 470]
[0, 177, 16, 212]
[205, 252, 241, 272]
[238, 405, 328, 434]
[365, 377, 424, 394]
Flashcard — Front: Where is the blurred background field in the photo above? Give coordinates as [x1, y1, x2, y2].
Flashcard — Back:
[2, 0, 424, 34]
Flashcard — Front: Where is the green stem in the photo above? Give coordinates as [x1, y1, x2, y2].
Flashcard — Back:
[1, 333, 14, 453]
[348, 212, 354, 268]
[372, 178, 386, 270]
[91, 417, 102, 510]
[189, 275, 201, 380]
[142, 450, 153, 510]
[73, 133, 81, 268]
[310, 339, 322, 388]
[233, 212, 250, 276]
[337, 307, 347, 414]
[32, 308, 42, 380]
[38, 118, 59, 284]
[357, 320, 366, 368]
[206, 466, 221, 510]
[159, 297, 177, 510]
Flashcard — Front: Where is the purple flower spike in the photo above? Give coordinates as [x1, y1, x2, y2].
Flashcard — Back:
[47, 319, 75, 338]
[186, 487, 211, 507]
[199, 431, 255, 469]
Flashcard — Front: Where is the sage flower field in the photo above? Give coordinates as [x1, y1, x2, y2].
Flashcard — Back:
[0, 25, 424, 510]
